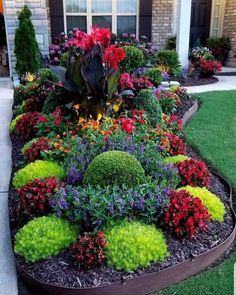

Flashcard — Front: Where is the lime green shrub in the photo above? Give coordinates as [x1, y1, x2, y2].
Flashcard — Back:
[104, 220, 168, 271]
[13, 160, 65, 188]
[178, 186, 225, 222]
[164, 155, 190, 165]
[155, 50, 181, 76]
[135, 89, 162, 126]
[14, 215, 77, 262]
[83, 151, 146, 187]
[10, 114, 25, 133]
[38, 68, 59, 83]
[120, 46, 144, 73]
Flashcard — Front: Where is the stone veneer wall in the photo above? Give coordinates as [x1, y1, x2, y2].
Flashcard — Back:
[4, 0, 49, 75]
[223, 0, 236, 53]
[152, 0, 173, 48]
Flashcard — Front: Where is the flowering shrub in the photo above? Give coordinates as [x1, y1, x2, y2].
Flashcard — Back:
[23, 137, 50, 162]
[189, 47, 214, 63]
[199, 59, 222, 77]
[51, 182, 172, 228]
[179, 186, 225, 222]
[83, 151, 146, 187]
[70, 231, 106, 270]
[164, 190, 210, 238]
[15, 112, 47, 141]
[176, 158, 210, 187]
[14, 215, 77, 262]
[104, 220, 168, 271]
[162, 114, 183, 135]
[155, 89, 181, 115]
[119, 72, 153, 93]
[14, 82, 39, 105]
[13, 160, 65, 189]
[17, 177, 62, 218]
[167, 133, 186, 155]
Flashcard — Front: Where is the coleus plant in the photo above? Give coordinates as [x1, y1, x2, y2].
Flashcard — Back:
[65, 27, 125, 119]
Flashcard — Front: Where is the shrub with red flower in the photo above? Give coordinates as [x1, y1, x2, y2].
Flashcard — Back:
[199, 59, 222, 77]
[17, 177, 62, 218]
[164, 190, 210, 238]
[119, 73, 135, 91]
[167, 132, 186, 155]
[131, 110, 146, 124]
[24, 137, 50, 162]
[162, 114, 183, 135]
[70, 231, 107, 270]
[176, 158, 210, 187]
[119, 73, 153, 93]
[132, 76, 154, 91]
[15, 112, 47, 141]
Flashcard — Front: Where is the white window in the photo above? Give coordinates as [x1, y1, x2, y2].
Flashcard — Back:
[64, 0, 139, 36]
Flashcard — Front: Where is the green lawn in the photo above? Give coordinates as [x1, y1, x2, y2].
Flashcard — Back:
[156, 90, 236, 295]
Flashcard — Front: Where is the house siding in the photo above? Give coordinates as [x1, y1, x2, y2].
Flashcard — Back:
[4, 0, 49, 74]
[152, 0, 173, 48]
[223, 0, 236, 53]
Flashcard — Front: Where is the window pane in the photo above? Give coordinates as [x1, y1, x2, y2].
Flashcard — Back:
[65, 0, 87, 13]
[67, 16, 87, 33]
[92, 0, 112, 13]
[117, 0, 137, 13]
[92, 16, 112, 29]
[117, 16, 136, 35]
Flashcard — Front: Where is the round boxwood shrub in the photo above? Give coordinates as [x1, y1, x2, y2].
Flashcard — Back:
[178, 186, 225, 222]
[14, 215, 78, 262]
[120, 46, 144, 73]
[13, 160, 65, 189]
[134, 89, 162, 126]
[83, 151, 146, 187]
[104, 219, 168, 271]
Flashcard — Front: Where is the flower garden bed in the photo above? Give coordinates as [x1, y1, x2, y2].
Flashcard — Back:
[9, 26, 235, 295]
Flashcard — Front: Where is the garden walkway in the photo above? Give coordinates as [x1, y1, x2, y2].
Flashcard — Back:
[186, 67, 236, 93]
[0, 79, 18, 295]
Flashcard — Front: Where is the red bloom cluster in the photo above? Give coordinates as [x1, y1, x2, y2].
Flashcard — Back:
[52, 106, 63, 126]
[15, 112, 47, 141]
[17, 177, 62, 218]
[119, 73, 153, 92]
[70, 231, 107, 270]
[119, 118, 136, 134]
[24, 137, 50, 162]
[104, 45, 126, 69]
[163, 114, 183, 133]
[164, 190, 210, 238]
[199, 59, 222, 76]
[176, 159, 210, 187]
[131, 110, 145, 124]
[167, 133, 186, 155]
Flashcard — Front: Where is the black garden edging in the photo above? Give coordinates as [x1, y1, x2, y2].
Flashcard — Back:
[15, 99, 236, 295]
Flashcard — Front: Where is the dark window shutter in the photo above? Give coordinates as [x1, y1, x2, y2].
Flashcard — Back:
[139, 0, 152, 41]
[49, 0, 65, 39]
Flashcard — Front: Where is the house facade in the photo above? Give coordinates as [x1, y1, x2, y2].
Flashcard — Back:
[0, 0, 236, 77]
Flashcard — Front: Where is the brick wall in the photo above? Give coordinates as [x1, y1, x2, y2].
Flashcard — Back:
[152, 0, 173, 48]
[223, 0, 236, 53]
[4, 0, 49, 74]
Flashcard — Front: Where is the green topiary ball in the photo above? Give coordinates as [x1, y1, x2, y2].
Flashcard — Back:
[14, 215, 78, 262]
[83, 151, 146, 187]
[104, 219, 168, 271]
[120, 46, 144, 73]
[135, 89, 162, 126]
[13, 160, 65, 188]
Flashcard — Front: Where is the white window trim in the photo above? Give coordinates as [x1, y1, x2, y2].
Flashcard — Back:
[63, 0, 139, 36]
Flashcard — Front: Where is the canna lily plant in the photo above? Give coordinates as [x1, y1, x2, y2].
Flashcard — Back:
[65, 27, 125, 120]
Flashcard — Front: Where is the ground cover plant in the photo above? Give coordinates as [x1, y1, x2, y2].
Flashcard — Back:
[10, 24, 235, 294]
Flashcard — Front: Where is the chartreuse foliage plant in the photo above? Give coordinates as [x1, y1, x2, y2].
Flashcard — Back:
[104, 220, 168, 272]
[178, 186, 225, 222]
[13, 160, 65, 189]
[10, 114, 25, 133]
[83, 151, 146, 187]
[135, 89, 162, 126]
[14, 215, 77, 262]
[164, 155, 190, 165]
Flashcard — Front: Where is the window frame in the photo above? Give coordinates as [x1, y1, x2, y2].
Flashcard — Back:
[63, 0, 140, 36]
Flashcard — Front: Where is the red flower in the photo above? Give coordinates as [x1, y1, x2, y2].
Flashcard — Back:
[119, 118, 135, 134]
[104, 45, 126, 69]
[164, 190, 210, 238]
[91, 26, 111, 48]
[38, 114, 48, 123]
[119, 73, 134, 91]
[166, 132, 186, 155]
[24, 137, 50, 162]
